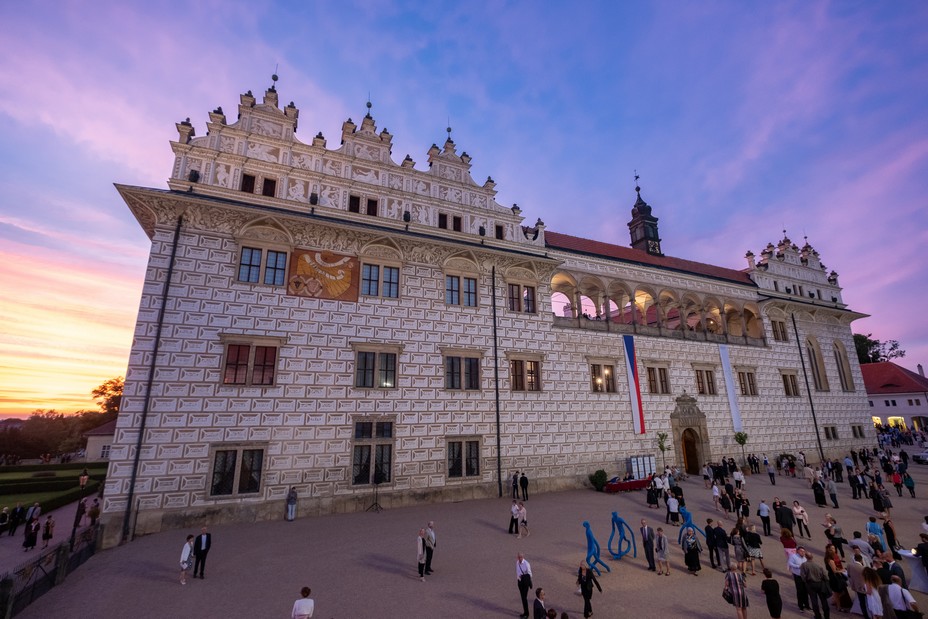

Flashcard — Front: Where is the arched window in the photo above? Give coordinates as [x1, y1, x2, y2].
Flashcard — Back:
[833, 341, 854, 392]
[806, 337, 830, 392]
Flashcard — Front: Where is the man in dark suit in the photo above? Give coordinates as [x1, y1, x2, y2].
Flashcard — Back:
[520, 472, 529, 501]
[532, 588, 547, 619]
[640, 518, 656, 571]
[705, 518, 720, 569]
[714, 521, 731, 570]
[193, 526, 212, 579]
[883, 552, 907, 589]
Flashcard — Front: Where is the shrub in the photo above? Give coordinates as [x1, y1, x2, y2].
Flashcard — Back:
[589, 469, 608, 492]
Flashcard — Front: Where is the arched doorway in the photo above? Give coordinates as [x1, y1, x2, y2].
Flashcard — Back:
[682, 428, 701, 475]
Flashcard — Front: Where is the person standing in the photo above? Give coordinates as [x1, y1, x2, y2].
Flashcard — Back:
[512, 472, 520, 499]
[788, 547, 811, 613]
[656, 527, 670, 576]
[826, 478, 839, 509]
[180, 534, 194, 585]
[286, 487, 298, 521]
[682, 527, 703, 576]
[291, 586, 315, 619]
[640, 519, 656, 571]
[517, 502, 529, 538]
[425, 521, 437, 574]
[417, 529, 427, 581]
[862, 567, 883, 619]
[509, 500, 521, 535]
[22, 517, 39, 551]
[88, 499, 101, 526]
[193, 526, 212, 579]
[761, 568, 783, 618]
[793, 501, 811, 539]
[577, 565, 602, 618]
[516, 553, 533, 619]
[714, 521, 732, 571]
[41, 515, 55, 549]
[8, 503, 24, 537]
[724, 567, 749, 619]
[520, 472, 529, 501]
[758, 500, 772, 536]
[533, 587, 547, 619]
[24, 502, 41, 524]
[848, 555, 871, 619]
[800, 552, 831, 619]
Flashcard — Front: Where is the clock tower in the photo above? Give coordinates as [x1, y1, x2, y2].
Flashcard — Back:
[627, 180, 663, 256]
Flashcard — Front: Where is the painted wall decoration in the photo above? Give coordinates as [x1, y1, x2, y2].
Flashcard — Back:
[288, 249, 358, 301]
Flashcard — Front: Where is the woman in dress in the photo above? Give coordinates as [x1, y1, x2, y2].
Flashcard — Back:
[862, 566, 883, 619]
[22, 517, 39, 551]
[743, 524, 765, 575]
[712, 481, 722, 512]
[724, 566, 749, 619]
[682, 527, 702, 576]
[517, 502, 529, 538]
[731, 526, 747, 575]
[740, 495, 751, 521]
[180, 534, 194, 585]
[824, 544, 848, 611]
[812, 479, 827, 508]
[882, 517, 902, 560]
[792, 501, 811, 539]
[822, 515, 846, 559]
[779, 528, 797, 560]
[903, 472, 916, 497]
[870, 482, 885, 513]
[879, 486, 893, 519]
[760, 568, 782, 618]
[655, 527, 670, 576]
[417, 528, 427, 581]
[41, 515, 54, 549]
[867, 516, 887, 552]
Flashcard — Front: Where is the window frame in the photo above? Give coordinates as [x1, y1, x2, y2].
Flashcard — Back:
[693, 366, 718, 396]
[770, 320, 788, 342]
[833, 341, 855, 392]
[737, 369, 758, 396]
[506, 282, 537, 314]
[646, 365, 671, 395]
[235, 242, 291, 287]
[360, 260, 401, 299]
[587, 357, 617, 394]
[447, 437, 481, 479]
[442, 349, 483, 391]
[351, 418, 395, 486]
[444, 272, 479, 307]
[207, 442, 268, 498]
[780, 370, 801, 397]
[219, 334, 285, 387]
[351, 343, 403, 390]
[506, 352, 543, 392]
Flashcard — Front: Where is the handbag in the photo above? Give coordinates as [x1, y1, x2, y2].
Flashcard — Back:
[722, 587, 734, 604]
[519, 573, 533, 589]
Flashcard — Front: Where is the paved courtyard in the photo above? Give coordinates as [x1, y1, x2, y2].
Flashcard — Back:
[16, 458, 928, 618]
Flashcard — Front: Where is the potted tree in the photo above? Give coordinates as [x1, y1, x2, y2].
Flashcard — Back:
[656, 432, 669, 471]
[734, 431, 749, 473]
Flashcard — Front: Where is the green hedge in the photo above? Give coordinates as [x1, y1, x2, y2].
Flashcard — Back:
[0, 479, 102, 515]
[0, 477, 102, 494]
[0, 462, 108, 475]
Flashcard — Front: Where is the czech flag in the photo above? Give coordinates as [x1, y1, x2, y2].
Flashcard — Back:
[623, 335, 646, 434]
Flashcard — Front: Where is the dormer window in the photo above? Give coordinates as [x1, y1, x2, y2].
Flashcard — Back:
[438, 213, 448, 229]
[495, 225, 504, 240]
[261, 178, 276, 197]
[452, 216, 462, 232]
[241, 174, 256, 193]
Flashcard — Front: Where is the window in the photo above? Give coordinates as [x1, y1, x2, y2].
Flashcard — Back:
[100, 444, 111, 459]
[510, 358, 541, 391]
[695, 368, 717, 396]
[366, 198, 378, 216]
[352, 420, 394, 485]
[771, 320, 788, 342]
[781, 371, 800, 397]
[852, 424, 866, 439]
[355, 351, 397, 388]
[361, 263, 400, 298]
[452, 216, 462, 232]
[209, 444, 265, 496]
[737, 370, 758, 396]
[220, 336, 283, 386]
[823, 426, 839, 440]
[646, 366, 671, 394]
[495, 225, 504, 240]
[806, 337, 830, 391]
[833, 341, 854, 391]
[445, 275, 478, 307]
[445, 355, 481, 390]
[507, 283, 536, 313]
[349, 195, 361, 213]
[237, 247, 288, 286]
[261, 178, 277, 197]
[241, 174, 256, 193]
[917, 399, 923, 406]
[447, 439, 480, 478]
[892, 400, 897, 406]
[590, 364, 617, 393]
[438, 213, 448, 229]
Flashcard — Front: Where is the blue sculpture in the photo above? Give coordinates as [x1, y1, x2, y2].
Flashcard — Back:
[676, 506, 706, 545]
[583, 520, 612, 575]
[606, 511, 637, 560]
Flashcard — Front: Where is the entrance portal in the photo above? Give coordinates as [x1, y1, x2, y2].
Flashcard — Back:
[682, 428, 700, 475]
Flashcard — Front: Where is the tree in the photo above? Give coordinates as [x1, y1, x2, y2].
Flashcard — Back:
[734, 431, 748, 467]
[854, 333, 905, 365]
[656, 432, 669, 470]
[92, 376, 124, 416]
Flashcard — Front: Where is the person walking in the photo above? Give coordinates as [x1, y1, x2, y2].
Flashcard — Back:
[8, 503, 24, 537]
[848, 555, 871, 619]
[793, 501, 811, 539]
[22, 517, 39, 552]
[761, 568, 783, 618]
[800, 552, 831, 619]
[512, 471, 520, 499]
[517, 502, 529, 538]
[903, 472, 916, 498]
[656, 527, 670, 576]
[758, 500, 772, 536]
[787, 547, 811, 613]
[640, 519, 656, 572]
[516, 553, 533, 619]
[193, 526, 212, 579]
[520, 472, 529, 501]
[179, 534, 194, 585]
[767, 461, 777, 485]
[577, 565, 602, 618]
[41, 515, 54, 549]
[286, 487, 298, 521]
[682, 527, 703, 576]
[706, 518, 721, 569]
[715, 521, 732, 571]
[417, 528, 427, 581]
[425, 521, 437, 574]
[724, 566, 749, 619]
[509, 500, 521, 535]
[826, 478, 839, 509]
[291, 586, 315, 619]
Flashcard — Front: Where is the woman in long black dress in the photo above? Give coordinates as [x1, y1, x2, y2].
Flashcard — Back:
[760, 568, 783, 618]
[682, 527, 702, 575]
[812, 479, 827, 508]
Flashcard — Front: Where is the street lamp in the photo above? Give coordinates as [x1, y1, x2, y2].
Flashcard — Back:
[70, 469, 90, 550]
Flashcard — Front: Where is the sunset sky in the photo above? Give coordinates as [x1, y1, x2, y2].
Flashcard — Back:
[1, 1, 926, 417]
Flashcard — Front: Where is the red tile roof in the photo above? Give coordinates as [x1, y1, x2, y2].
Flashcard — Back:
[861, 362, 928, 395]
[83, 419, 117, 437]
[544, 230, 755, 286]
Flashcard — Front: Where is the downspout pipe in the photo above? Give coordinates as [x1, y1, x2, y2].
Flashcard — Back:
[492, 265, 502, 497]
[121, 215, 184, 543]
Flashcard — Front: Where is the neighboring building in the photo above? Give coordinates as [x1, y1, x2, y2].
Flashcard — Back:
[83, 419, 117, 461]
[100, 82, 873, 546]
[861, 361, 928, 430]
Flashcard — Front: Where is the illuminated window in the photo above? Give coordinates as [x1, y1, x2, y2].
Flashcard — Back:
[590, 364, 617, 393]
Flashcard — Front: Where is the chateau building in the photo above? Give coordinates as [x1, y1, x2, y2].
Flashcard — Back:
[100, 82, 873, 546]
